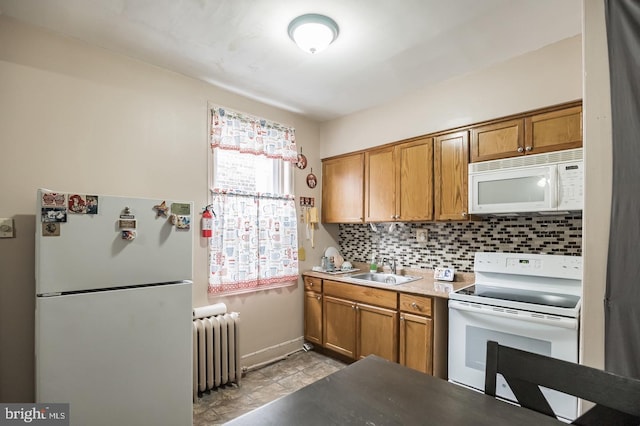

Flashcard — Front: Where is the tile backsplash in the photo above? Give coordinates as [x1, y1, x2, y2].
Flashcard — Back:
[338, 215, 582, 273]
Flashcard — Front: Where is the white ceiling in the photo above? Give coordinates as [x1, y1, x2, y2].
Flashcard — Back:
[0, 0, 582, 121]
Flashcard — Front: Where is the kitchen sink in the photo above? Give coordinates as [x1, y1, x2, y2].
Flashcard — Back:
[350, 272, 423, 285]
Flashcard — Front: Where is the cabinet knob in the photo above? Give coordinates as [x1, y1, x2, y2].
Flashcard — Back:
[400, 316, 405, 321]
[461, 211, 468, 217]
[525, 146, 533, 152]
[411, 302, 420, 310]
[517, 147, 524, 153]
[309, 282, 313, 287]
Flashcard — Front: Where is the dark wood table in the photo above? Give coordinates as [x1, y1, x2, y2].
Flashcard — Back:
[225, 355, 563, 425]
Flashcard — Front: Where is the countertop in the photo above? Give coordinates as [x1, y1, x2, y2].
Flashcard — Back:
[302, 261, 474, 299]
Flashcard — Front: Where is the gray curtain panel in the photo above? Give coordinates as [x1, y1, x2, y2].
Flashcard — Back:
[605, 0, 640, 378]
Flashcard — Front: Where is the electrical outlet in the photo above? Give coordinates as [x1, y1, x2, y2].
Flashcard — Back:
[416, 229, 428, 243]
[0, 218, 14, 238]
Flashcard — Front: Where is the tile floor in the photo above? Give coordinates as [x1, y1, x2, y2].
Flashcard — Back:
[193, 350, 347, 425]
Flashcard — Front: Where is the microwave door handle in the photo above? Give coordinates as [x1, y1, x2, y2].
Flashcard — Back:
[549, 167, 558, 209]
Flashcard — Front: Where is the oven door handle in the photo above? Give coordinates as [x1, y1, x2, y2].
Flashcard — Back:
[449, 300, 578, 330]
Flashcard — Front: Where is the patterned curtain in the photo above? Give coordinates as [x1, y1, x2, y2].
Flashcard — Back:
[208, 107, 299, 295]
[210, 107, 297, 162]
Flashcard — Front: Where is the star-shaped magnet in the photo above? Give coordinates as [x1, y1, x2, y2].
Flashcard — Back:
[153, 201, 169, 218]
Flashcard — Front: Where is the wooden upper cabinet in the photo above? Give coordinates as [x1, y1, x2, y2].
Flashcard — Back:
[470, 103, 583, 162]
[322, 153, 364, 223]
[525, 105, 583, 155]
[470, 119, 524, 162]
[434, 130, 469, 221]
[364, 146, 396, 222]
[364, 137, 433, 222]
[397, 138, 433, 221]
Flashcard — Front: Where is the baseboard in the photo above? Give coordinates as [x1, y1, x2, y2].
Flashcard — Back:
[241, 336, 304, 372]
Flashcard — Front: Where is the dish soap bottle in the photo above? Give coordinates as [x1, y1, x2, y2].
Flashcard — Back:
[369, 253, 377, 273]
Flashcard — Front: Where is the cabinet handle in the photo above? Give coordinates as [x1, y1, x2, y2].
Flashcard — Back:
[525, 146, 533, 152]
[517, 147, 524, 153]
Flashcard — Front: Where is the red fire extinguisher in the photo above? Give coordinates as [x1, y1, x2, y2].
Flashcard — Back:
[201, 206, 213, 238]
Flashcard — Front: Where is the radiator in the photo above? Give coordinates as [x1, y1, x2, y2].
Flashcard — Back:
[192, 312, 241, 400]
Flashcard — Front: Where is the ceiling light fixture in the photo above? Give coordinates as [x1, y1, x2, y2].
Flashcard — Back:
[288, 14, 339, 54]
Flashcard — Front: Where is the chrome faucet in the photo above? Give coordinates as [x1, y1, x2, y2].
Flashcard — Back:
[382, 257, 397, 274]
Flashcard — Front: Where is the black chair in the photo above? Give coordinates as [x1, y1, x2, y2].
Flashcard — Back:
[484, 340, 640, 425]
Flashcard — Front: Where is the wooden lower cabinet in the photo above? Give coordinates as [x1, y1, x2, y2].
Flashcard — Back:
[304, 290, 323, 345]
[323, 295, 398, 362]
[399, 313, 433, 374]
[398, 293, 434, 374]
[306, 276, 444, 377]
[323, 295, 357, 358]
[303, 276, 323, 346]
[322, 280, 398, 363]
[357, 303, 398, 362]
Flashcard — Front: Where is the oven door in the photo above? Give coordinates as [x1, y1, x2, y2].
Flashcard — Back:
[448, 300, 579, 421]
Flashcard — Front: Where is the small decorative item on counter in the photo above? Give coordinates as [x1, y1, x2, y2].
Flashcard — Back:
[434, 267, 455, 282]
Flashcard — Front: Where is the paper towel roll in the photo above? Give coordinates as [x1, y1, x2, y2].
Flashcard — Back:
[193, 303, 227, 319]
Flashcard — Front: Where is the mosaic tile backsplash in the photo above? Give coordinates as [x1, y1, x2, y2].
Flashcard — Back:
[338, 215, 582, 273]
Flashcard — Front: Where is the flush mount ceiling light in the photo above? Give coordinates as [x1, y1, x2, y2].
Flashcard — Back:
[288, 14, 339, 54]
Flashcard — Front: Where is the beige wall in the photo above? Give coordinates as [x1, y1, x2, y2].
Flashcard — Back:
[320, 35, 583, 158]
[581, 0, 610, 369]
[0, 16, 330, 402]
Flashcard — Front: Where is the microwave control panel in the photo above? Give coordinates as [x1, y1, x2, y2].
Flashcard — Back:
[557, 161, 583, 211]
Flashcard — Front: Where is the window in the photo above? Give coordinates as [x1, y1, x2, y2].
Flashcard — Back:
[208, 106, 299, 295]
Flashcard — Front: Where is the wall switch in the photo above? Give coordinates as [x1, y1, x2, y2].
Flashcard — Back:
[0, 218, 14, 238]
[416, 229, 428, 243]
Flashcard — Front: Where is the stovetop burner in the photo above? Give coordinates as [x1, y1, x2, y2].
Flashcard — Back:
[449, 252, 583, 318]
[456, 284, 580, 309]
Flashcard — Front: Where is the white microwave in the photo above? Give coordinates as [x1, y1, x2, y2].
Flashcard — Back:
[468, 148, 583, 215]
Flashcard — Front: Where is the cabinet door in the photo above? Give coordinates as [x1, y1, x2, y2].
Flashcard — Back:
[304, 291, 323, 345]
[434, 131, 469, 221]
[323, 295, 357, 358]
[365, 146, 396, 222]
[397, 138, 433, 221]
[322, 153, 364, 223]
[357, 303, 398, 362]
[399, 313, 433, 374]
[470, 119, 524, 162]
[524, 105, 582, 155]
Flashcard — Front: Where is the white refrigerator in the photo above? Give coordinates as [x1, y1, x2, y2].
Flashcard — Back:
[35, 189, 193, 426]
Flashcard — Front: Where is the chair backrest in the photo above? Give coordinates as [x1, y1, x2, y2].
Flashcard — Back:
[484, 340, 640, 425]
